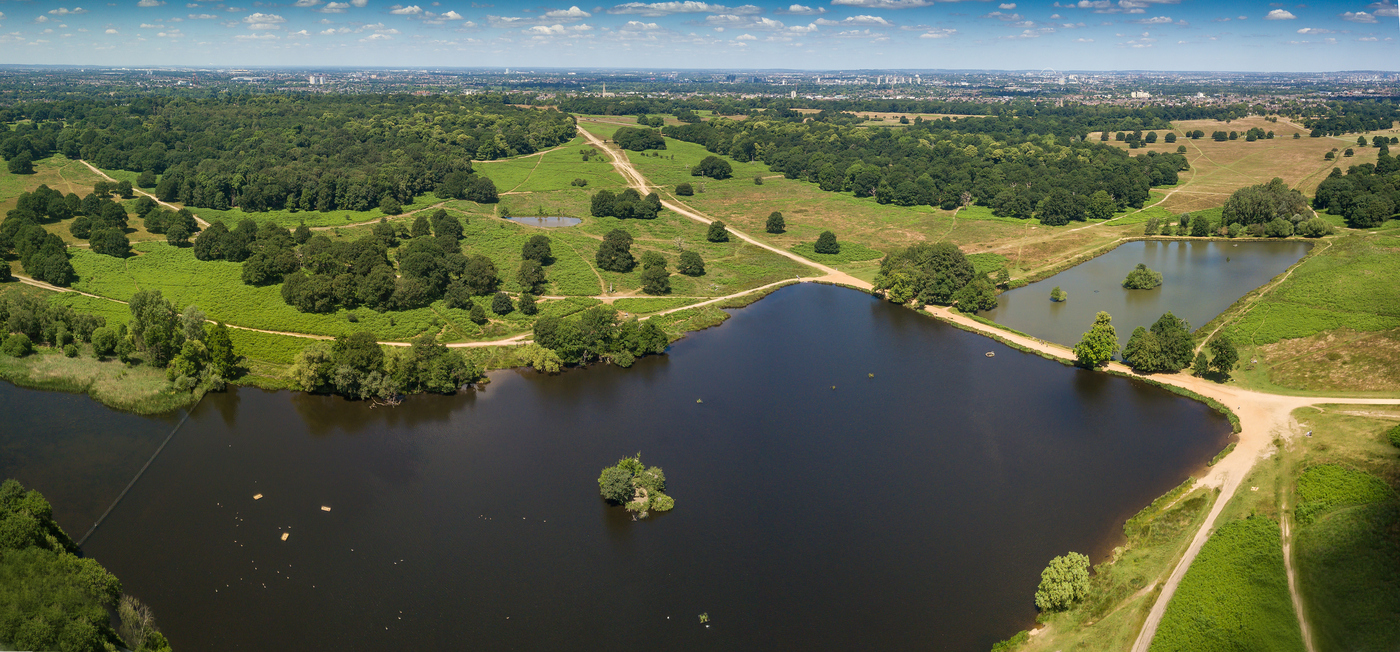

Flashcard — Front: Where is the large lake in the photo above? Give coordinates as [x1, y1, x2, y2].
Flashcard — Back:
[981, 240, 1311, 347]
[5, 284, 1231, 651]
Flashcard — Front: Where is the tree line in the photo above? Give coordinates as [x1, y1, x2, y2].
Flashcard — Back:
[1312, 151, 1400, 228]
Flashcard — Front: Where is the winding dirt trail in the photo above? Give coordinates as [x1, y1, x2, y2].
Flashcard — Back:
[923, 305, 1396, 652]
[77, 160, 211, 229]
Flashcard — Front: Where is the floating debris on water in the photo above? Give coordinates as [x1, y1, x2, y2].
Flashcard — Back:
[320, 506, 332, 512]
[868, 373, 874, 378]
[699, 613, 710, 624]
[281, 533, 289, 541]
[985, 352, 995, 358]
[696, 399, 703, 403]
[253, 494, 263, 500]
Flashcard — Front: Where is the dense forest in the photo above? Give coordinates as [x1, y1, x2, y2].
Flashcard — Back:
[1302, 100, 1400, 136]
[1312, 151, 1400, 228]
[665, 114, 1188, 218]
[0, 94, 574, 213]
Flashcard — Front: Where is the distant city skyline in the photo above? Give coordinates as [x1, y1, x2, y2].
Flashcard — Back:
[0, 0, 1395, 71]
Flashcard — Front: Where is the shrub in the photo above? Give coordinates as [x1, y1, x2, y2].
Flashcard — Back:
[571, 178, 588, 187]
[753, 175, 764, 185]
[596, 229, 635, 272]
[518, 293, 538, 315]
[2, 332, 34, 357]
[1123, 263, 1163, 289]
[675, 182, 694, 196]
[1388, 424, 1400, 449]
[690, 155, 732, 180]
[491, 292, 514, 315]
[677, 250, 705, 276]
[706, 221, 729, 243]
[0, 261, 10, 282]
[379, 195, 403, 215]
[1295, 464, 1395, 525]
[1050, 286, 1067, 302]
[469, 303, 487, 325]
[814, 230, 839, 254]
[91, 327, 117, 357]
[63, 343, 79, 358]
[765, 211, 785, 234]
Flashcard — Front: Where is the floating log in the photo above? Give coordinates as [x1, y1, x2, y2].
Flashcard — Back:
[253, 494, 263, 500]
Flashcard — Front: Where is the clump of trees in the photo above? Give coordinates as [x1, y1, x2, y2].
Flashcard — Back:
[289, 331, 480, 400]
[1312, 154, 1400, 228]
[0, 186, 83, 285]
[1122, 263, 1163, 290]
[639, 251, 671, 295]
[1221, 178, 1311, 228]
[612, 127, 666, 151]
[597, 454, 674, 517]
[874, 242, 987, 307]
[813, 230, 839, 254]
[1074, 311, 1119, 369]
[1121, 312, 1194, 373]
[596, 229, 636, 272]
[691, 155, 733, 180]
[0, 479, 176, 652]
[590, 189, 662, 220]
[1050, 286, 1067, 302]
[1034, 552, 1092, 612]
[1191, 337, 1239, 379]
[436, 171, 498, 204]
[532, 305, 669, 368]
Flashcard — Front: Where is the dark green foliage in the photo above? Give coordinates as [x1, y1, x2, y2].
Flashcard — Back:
[7, 151, 34, 174]
[532, 305, 668, 367]
[1192, 351, 1210, 377]
[294, 223, 312, 244]
[690, 155, 733, 180]
[590, 188, 661, 219]
[518, 292, 538, 316]
[1036, 188, 1086, 226]
[613, 127, 666, 151]
[1190, 213, 1214, 237]
[136, 169, 157, 188]
[69, 216, 92, 240]
[469, 304, 487, 325]
[87, 227, 129, 258]
[1388, 424, 1400, 448]
[765, 211, 785, 233]
[465, 177, 499, 204]
[675, 182, 694, 196]
[571, 178, 588, 187]
[1263, 216, 1294, 238]
[0, 262, 8, 283]
[1050, 286, 1067, 302]
[1295, 465, 1395, 526]
[521, 234, 552, 264]
[1123, 263, 1163, 289]
[597, 454, 673, 513]
[1122, 312, 1194, 373]
[639, 250, 666, 270]
[127, 290, 183, 367]
[0, 202, 76, 286]
[706, 220, 729, 243]
[1314, 156, 1400, 228]
[379, 195, 403, 216]
[952, 278, 998, 312]
[596, 229, 635, 272]
[411, 215, 431, 238]
[491, 292, 514, 315]
[677, 250, 705, 276]
[597, 466, 634, 504]
[641, 266, 671, 295]
[813, 230, 838, 254]
[1222, 178, 1310, 226]
[2, 333, 33, 357]
[1074, 311, 1119, 369]
[874, 242, 976, 306]
[989, 631, 1030, 652]
[1034, 552, 1091, 612]
[1206, 337, 1238, 376]
[517, 258, 546, 294]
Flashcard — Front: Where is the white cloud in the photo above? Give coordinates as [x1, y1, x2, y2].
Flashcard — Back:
[543, 6, 592, 20]
[999, 2, 1015, 8]
[778, 4, 824, 14]
[48, 7, 90, 16]
[235, 32, 278, 39]
[321, 26, 350, 33]
[706, 14, 784, 28]
[156, 29, 184, 37]
[1340, 11, 1376, 22]
[1264, 9, 1295, 19]
[983, 11, 1022, 21]
[843, 14, 891, 24]
[442, 10, 464, 19]
[1368, 1, 1398, 18]
[1135, 15, 1171, 24]
[830, 0, 930, 8]
[105, 27, 119, 33]
[140, 23, 160, 28]
[1357, 35, 1378, 41]
[606, 1, 728, 16]
[1075, 36, 1093, 41]
[389, 5, 423, 14]
[243, 12, 286, 30]
[918, 27, 955, 38]
[362, 32, 392, 40]
[189, 13, 218, 18]
[1296, 27, 1333, 34]
[320, 2, 351, 12]
[622, 20, 661, 28]
[293, 0, 321, 6]
[787, 22, 817, 32]
[35, 16, 50, 23]
[288, 28, 310, 36]
[734, 32, 755, 39]
[525, 22, 592, 35]
[136, 0, 166, 6]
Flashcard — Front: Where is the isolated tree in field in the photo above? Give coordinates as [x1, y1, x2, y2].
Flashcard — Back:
[675, 182, 694, 196]
[1143, 216, 1160, 236]
[691, 155, 733, 180]
[814, 230, 839, 254]
[1074, 311, 1119, 369]
[517, 258, 546, 294]
[1207, 337, 1239, 376]
[7, 151, 34, 174]
[137, 169, 157, 188]
[707, 220, 729, 243]
[677, 250, 705, 276]
[521, 234, 552, 263]
[641, 265, 671, 295]
[1034, 552, 1091, 612]
[1050, 286, 1067, 302]
[766, 211, 785, 233]
[469, 303, 487, 325]
[1122, 263, 1163, 290]
[596, 229, 635, 272]
[1164, 132, 1177, 143]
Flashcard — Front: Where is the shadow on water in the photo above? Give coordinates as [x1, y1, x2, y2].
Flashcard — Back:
[12, 284, 1233, 652]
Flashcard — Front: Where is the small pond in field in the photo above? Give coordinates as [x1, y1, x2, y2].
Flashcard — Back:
[979, 239, 1311, 347]
[508, 216, 582, 228]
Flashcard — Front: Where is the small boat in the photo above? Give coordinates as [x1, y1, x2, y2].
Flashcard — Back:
[985, 352, 995, 358]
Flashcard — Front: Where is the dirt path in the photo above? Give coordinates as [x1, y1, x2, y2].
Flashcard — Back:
[1280, 497, 1318, 652]
[918, 305, 1396, 652]
[577, 123, 871, 290]
[77, 160, 211, 229]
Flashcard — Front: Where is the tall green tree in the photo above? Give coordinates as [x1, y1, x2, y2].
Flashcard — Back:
[1034, 552, 1091, 612]
[1207, 337, 1239, 376]
[1073, 311, 1119, 369]
[814, 230, 839, 254]
[706, 221, 729, 243]
[765, 211, 785, 233]
[596, 229, 635, 272]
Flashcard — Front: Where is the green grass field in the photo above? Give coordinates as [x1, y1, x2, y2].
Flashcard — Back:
[789, 241, 884, 264]
[1149, 514, 1304, 652]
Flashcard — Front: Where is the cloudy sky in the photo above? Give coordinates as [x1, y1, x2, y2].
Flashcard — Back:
[0, 0, 1395, 71]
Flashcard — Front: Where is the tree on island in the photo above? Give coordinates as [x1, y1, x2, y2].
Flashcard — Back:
[1074, 311, 1119, 369]
[597, 454, 674, 517]
[1122, 263, 1163, 290]
[814, 230, 840, 254]
[1034, 552, 1091, 612]
[1050, 286, 1067, 302]
[766, 211, 785, 234]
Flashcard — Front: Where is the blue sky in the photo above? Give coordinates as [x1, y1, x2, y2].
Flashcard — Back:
[0, 0, 1395, 71]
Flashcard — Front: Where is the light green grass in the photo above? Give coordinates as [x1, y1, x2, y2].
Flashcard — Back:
[1149, 514, 1304, 652]
[967, 252, 1008, 276]
[0, 345, 197, 414]
[611, 297, 700, 314]
[788, 241, 884, 264]
[477, 136, 628, 193]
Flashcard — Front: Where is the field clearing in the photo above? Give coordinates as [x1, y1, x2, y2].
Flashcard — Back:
[0, 155, 108, 216]
[483, 136, 629, 193]
[1100, 116, 1393, 213]
[1148, 514, 1304, 652]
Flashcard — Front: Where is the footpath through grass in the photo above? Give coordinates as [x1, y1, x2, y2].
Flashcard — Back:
[1149, 514, 1304, 652]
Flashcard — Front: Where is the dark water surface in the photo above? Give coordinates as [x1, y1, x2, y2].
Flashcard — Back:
[18, 285, 1230, 651]
[981, 240, 1310, 347]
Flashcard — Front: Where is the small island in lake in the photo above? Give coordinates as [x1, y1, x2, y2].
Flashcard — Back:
[597, 454, 674, 517]
[1122, 263, 1164, 290]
